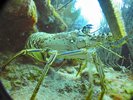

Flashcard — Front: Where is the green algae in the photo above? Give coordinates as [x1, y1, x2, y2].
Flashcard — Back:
[124, 86, 133, 94]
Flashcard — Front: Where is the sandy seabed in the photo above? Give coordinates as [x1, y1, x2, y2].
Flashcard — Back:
[0, 52, 133, 100]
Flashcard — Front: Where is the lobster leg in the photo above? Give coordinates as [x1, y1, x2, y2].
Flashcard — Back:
[92, 51, 105, 100]
[2, 48, 57, 99]
[30, 50, 57, 100]
[85, 51, 105, 100]
[76, 62, 83, 77]
[55, 59, 67, 71]
[2, 49, 42, 70]
[58, 49, 105, 99]
[61, 49, 95, 100]
[85, 50, 94, 100]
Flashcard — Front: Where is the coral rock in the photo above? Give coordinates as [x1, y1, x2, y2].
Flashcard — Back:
[0, 0, 38, 51]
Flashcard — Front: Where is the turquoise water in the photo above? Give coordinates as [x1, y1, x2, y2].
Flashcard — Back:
[0, 0, 133, 100]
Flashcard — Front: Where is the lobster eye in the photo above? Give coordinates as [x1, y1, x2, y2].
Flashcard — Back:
[82, 24, 93, 35]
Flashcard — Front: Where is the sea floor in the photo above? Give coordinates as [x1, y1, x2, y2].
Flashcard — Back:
[0, 52, 133, 100]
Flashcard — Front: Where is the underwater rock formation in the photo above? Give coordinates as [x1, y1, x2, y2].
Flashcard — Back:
[1, 0, 38, 32]
[34, 0, 67, 33]
[51, 0, 81, 31]
[0, 0, 38, 51]
[0, 0, 67, 51]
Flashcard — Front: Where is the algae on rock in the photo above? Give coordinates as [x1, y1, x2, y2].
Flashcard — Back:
[34, 0, 67, 33]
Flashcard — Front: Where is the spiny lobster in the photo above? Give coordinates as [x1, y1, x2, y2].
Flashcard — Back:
[2, 24, 132, 100]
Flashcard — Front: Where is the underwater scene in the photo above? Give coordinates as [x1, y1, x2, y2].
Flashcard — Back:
[0, 0, 133, 100]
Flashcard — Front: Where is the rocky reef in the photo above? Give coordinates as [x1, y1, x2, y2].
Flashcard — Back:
[0, 0, 68, 52]
[34, 0, 67, 33]
[0, 0, 38, 51]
